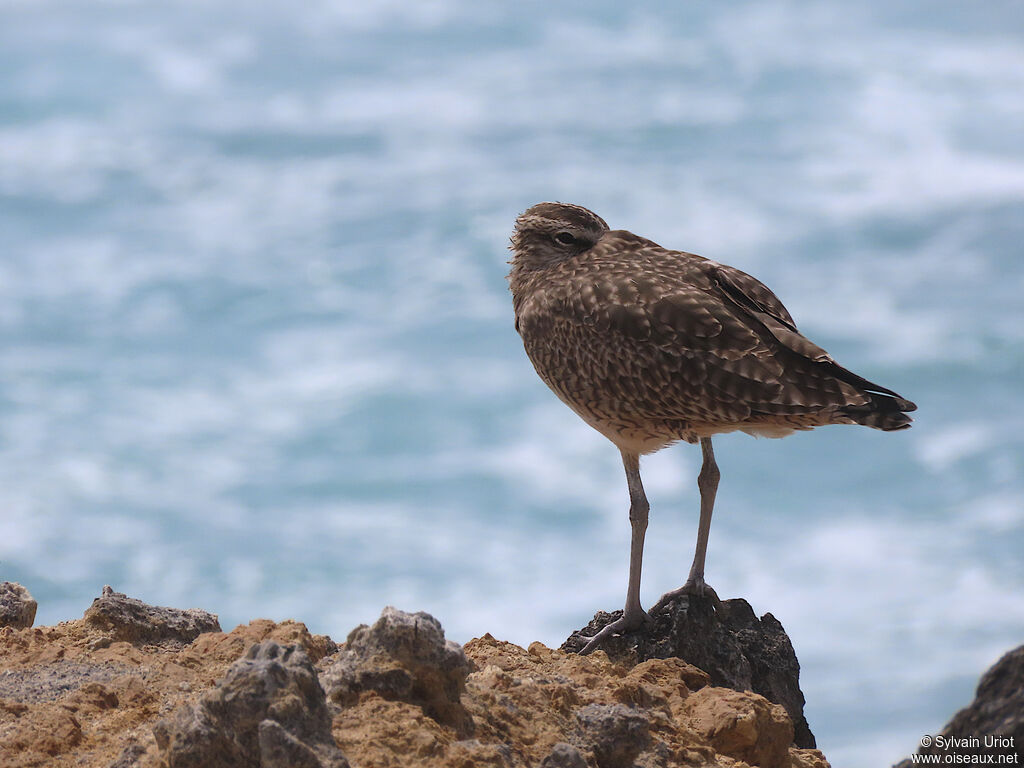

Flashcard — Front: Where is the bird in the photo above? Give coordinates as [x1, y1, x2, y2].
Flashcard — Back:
[507, 202, 916, 654]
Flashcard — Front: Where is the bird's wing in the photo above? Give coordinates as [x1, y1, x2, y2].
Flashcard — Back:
[711, 262, 796, 327]
[533, 246, 871, 421]
[707, 261, 914, 410]
[709, 262, 833, 364]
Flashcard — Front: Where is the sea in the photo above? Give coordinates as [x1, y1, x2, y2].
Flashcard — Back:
[1, 1, 1022, 765]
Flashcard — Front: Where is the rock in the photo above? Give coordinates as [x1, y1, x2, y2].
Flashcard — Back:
[319, 606, 473, 735]
[0, 598, 834, 768]
[0, 698, 83, 763]
[258, 719, 336, 768]
[108, 743, 146, 767]
[572, 703, 650, 767]
[457, 633, 828, 768]
[0, 582, 37, 629]
[447, 739, 523, 766]
[790, 749, 832, 768]
[0, 660, 131, 703]
[896, 644, 1024, 766]
[153, 640, 348, 768]
[188, 617, 338, 665]
[84, 586, 221, 645]
[562, 594, 816, 748]
[683, 686, 793, 768]
[539, 742, 588, 768]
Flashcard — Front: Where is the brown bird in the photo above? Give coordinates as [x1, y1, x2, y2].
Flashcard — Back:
[508, 202, 916, 653]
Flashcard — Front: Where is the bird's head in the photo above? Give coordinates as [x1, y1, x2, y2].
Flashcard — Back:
[509, 202, 609, 275]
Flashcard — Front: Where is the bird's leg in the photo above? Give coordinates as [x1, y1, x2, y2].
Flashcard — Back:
[652, 437, 722, 612]
[580, 450, 654, 654]
[687, 437, 721, 598]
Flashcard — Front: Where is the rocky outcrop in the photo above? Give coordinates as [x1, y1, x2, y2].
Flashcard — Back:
[0, 587, 334, 768]
[896, 644, 1024, 766]
[563, 594, 816, 749]
[571, 703, 651, 767]
[683, 686, 793, 767]
[319, 606, 473, 735]
[0, 582, 37, 630]
[0, 587, 831, 768]
[83, 585, 221, 645]
[153, 641, 348, 768]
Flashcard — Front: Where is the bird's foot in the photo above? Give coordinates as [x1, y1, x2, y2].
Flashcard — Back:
[579, 606, 654, 655]
[650, 577, 722, 614]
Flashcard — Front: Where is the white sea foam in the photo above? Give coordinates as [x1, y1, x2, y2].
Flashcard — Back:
[915, 422, 995, 472]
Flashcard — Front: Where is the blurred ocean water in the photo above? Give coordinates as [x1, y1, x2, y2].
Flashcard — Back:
[1, 1, 1023, 763]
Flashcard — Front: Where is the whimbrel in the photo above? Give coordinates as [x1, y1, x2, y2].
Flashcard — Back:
[508, 202, 916, 653]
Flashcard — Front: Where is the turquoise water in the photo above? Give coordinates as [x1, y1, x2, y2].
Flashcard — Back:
[2, 2, 1022, 764]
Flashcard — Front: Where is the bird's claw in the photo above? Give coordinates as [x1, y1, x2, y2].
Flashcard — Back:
[579, 608, 654, 655]
[651, 578, 722, 614]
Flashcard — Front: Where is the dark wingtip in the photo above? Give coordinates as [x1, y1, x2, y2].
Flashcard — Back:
[840, 395, 916, 431]
[881, 414, 914, 431]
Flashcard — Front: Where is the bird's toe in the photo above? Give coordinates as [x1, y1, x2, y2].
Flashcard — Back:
[652, 578, 722, 613]
[579, 607, 652, 655]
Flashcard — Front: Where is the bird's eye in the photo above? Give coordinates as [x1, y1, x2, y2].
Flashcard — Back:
[554, 231, 577, 246]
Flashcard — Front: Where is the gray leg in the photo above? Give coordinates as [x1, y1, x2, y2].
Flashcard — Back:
[580, 449, 654, 654]
[687, 437, 720, 590]
[652, 437, 722, 612]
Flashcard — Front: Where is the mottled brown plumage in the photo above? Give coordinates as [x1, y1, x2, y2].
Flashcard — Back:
[508, 202, 916, 653]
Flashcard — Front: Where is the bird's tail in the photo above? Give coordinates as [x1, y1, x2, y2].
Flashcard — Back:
[830, 362, 917, 431]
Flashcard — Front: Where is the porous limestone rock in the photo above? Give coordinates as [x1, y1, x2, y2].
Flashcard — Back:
[319, 606, 473, 735]
[83, 586, 221, 645]
[683, 686, 794, 768]
[152, 640, 348, 768]
[540, 742, 589, 768]
[0, 609, 340, 768]
[564, 594, 816, 749]
[0, 582, 37, 629]
[571, 702, 650, 767]
[452, 633, 829, 768]
[0, 589, 833, 768]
